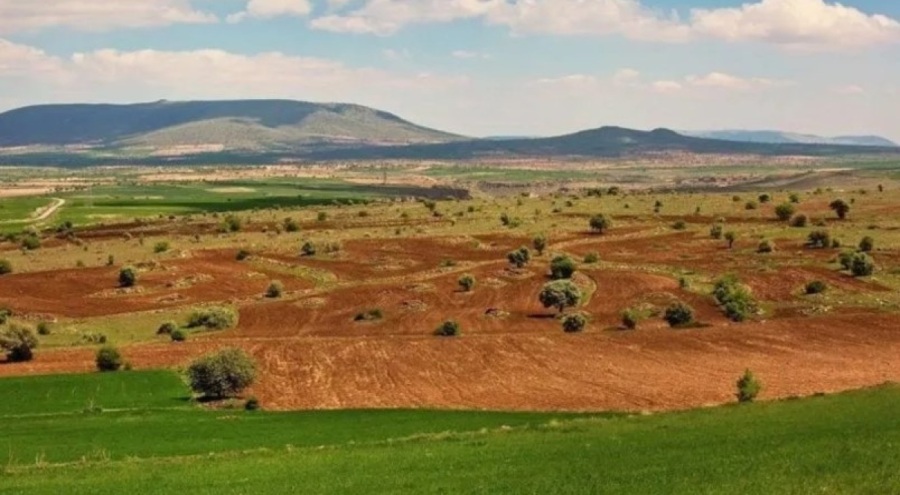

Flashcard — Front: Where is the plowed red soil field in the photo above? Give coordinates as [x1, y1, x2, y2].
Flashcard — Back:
[1, 225, 898, 412]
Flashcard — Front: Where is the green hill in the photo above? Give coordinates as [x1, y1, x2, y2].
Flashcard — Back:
[0, 100, 462, 150]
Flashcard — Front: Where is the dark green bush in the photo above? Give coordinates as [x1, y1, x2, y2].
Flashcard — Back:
[807, 230, 831, 249]
[589, 214, 611, 234]
[757, 240, 775, 253]
[236, 249, 250, 261]
[0, 259, 11, 275]
[95, 345, 123, 372]
[539, 281, 582, 314]
[434, 320, 460, 337]
[790, 214, 808, 228]
[507, 247, 531, 268]
[301, 242, 317, 256]
[458, 274, 476, 292]
[171, 329, 187, 342]
[859, 236, 875, 253]
[713, 276, 757, 322]
[265, 280, 284, 298]
[805, 281, 827, 295]
[157, 321, 178, 335]
[664, 302, 695, 328]
[583, 252, 600, 264]
[622, 309, 639, 330]
[0, 325, 38, 362]
[561, 314, 587, 333]
[850, 253, 875, 277]
[118, 267, 137, 288]
[774, 203, 795, 221]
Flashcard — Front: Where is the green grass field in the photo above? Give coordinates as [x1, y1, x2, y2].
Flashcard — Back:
[0, 372, 897, 494]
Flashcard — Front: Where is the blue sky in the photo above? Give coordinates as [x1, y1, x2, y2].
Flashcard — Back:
[0, 0, 898, 140]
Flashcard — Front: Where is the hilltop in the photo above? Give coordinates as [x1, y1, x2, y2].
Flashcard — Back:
[682, 130, 897, 147]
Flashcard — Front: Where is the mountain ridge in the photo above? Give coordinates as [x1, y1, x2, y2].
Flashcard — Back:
[681, 130, 897, 147]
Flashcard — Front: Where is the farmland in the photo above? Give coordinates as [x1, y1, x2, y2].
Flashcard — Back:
[0, 161, 899, 492]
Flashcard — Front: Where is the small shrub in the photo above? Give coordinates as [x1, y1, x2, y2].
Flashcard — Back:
[265, 280, 284, 298]
[789, 193, 800, 203]
[317, 212, 328, 222]
[95, 345, 123, 372]
[709, 224, 723, 239]
[187, 307, 238, 330]
[21, 235, 41, 251]
[664, 302, 695, 328]
[458, 274, 476, 292]
[301, 242, 317, 256]
[222, 215, 242, 232]
[850, 253, 875, 277]
[549, 255, 576, 280]
[622, 309, 639, 330]
[36, 322, 51, 336]
[583, 252, 600, 264]
[118, 267, 137, 288]
[838, 251, 855, 271]
[713, 275, 757, 322]
[434, 320, 460, 337]
[354, 309, 384, 322]
[507, 247, 531, 268]
[561, 314, 587, 333]
[744, 201, 758, 211]
[790, 214, 808, 228]
[807, 230, 831, 249]
[153, 241, 170, 253]
[859, 236, 875, 253]
[0, 308, 11, 325]
[244, 397, 261, 411]
[283, 218, 300, 232]
[725, 231, 737, 249]
[736, 369, 761, 403]
[774, 203, 795, 221]
[157, 321, 178, 335]
[0, 325, 38, 362]
[187, 348, 256, 399]
[805, 281, 827, 295]
[758, 194, 771, 204]
[440, 259, 457, 268]
[532, 235, 547, 256]
[757, 240, 775, 253]
[171, 329, 187, 342]
[236, 249, 250, 261]
[672, 220, 687, 231]
[0, 259, 11, 275]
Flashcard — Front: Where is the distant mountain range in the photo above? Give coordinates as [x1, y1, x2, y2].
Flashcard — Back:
[0, 100, 462, 150]
[681, 130, 897, 147]
[0, 100, 897, 166]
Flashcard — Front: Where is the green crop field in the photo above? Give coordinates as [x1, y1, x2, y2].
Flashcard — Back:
[0, 372, 897, 494]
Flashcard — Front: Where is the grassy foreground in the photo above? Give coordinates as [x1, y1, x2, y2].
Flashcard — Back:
[0, 373, 897, 494]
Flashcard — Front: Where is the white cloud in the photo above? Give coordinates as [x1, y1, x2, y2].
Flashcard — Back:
[651, 81, 683, 93]
[832, 84, 865, 95]
[613, 68, 641, 86]
[308, 0, 900, 51]
[532, 74, 600, 87]
[0, 0, 216, 33]
[690, 0, 900, 50]
[451, 50, 490, 59]
[227, 0, 312, 23]
[684, 72, 793, 91]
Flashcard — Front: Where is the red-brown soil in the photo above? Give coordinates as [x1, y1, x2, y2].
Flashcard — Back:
[1, 225, 898, 413]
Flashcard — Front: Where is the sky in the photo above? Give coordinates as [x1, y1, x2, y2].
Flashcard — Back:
[0, 0, 898, 140]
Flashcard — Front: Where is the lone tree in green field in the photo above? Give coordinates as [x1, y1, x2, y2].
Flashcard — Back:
[118, 267, 137, 288]
[539, 280, 582, 314]
[187, 348, 256, 400]
[532, 234, 547, 256]
[0, 325, 38, 362]
[829, 199, 850, 220]
[507, 246, 531, 268]
[589, 214, 611, 234]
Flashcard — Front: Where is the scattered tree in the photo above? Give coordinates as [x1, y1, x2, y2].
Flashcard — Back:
[709, 224, 723, 240]
[725, 231, 737, 249]
[713, 275, 757, 322]
[774, 203, 795, 221]
[549, 255, 576, 280]
[187, 348, 256, 399]
[0, 325, 38, 362]
[758, 194, 771, 204]
[736, 369, 761, 403]
[829, 199, 850, 220]
[153, 241, 170, 253]
[0, 259, 11, 275]
[283, 217, 300, 232]
[757, 240, 775, 253]
[850, 252, 875, 277]
[301, 242, 317, 257]
[589, 214, 611, 234]
[507, 246, 531, 268]
[807, 230, 831, 249]
[790, 214, 808, 228]
[789, 193, 801, 203]
[21, 235, 41, 251]
[187, 307, 238, 330]
[539, 280, 582, 314]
